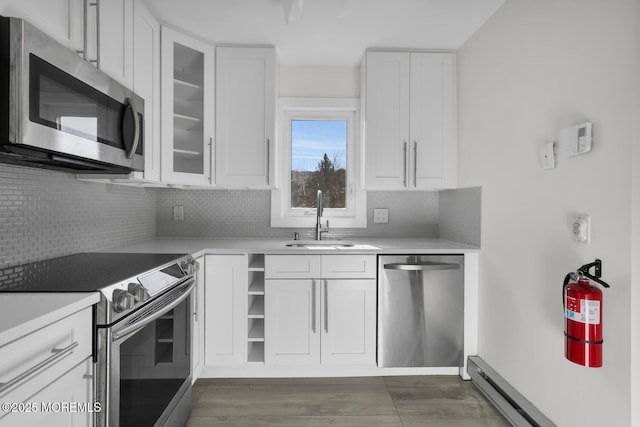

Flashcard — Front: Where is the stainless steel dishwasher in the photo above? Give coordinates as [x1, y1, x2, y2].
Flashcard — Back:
[377, 254, 464, 367]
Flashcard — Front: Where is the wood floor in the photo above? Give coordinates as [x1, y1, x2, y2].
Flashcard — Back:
[187, 376, 511, 426]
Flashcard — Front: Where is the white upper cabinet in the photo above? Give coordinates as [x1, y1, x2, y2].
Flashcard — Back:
[364, 50, 457, 190]
[0, 0, 85, 52]
[215, 46, 276, 189]
[94, 0, 134, 88]
[130, 0, 160, 182]
[160, 26, 215, 185]
[0, 0, 136, 88]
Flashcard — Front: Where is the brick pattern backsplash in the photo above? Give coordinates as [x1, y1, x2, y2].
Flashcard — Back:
[156, 189, 439, 239]
[0, 164, 157, 268]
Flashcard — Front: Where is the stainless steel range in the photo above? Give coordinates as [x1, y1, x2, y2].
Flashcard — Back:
[0, 252, 197, 427]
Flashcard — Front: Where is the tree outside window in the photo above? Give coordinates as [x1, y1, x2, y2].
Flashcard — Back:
[290, 120, 346, 209]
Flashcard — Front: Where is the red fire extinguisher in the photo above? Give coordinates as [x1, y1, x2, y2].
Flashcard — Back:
[563, 259, 609, 367]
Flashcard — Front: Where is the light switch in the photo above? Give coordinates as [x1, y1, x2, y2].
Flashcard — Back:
[539, 141, 556, 170]
[373, 208, 389, 224]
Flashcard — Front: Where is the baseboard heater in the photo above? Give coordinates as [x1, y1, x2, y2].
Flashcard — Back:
[467, 356, 556, 427]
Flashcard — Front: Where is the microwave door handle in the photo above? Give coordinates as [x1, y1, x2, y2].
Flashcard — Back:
[125, 97, 140, 160]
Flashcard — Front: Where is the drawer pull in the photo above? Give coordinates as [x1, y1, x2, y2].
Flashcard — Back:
[0, 341, 79, 393]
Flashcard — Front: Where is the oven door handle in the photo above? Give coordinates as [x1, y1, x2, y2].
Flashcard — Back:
[111, 279, 195, 342]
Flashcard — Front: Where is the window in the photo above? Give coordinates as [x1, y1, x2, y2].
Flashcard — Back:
[271, 98, 366, 228]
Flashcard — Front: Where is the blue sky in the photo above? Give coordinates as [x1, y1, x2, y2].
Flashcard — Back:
[291, 120, 347, 171]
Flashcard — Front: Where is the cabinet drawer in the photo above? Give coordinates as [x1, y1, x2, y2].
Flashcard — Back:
[0, 308, 92, 404]
[0, 357, 93, 426]
[265, 255, 321, 279]
[321, 255, 376, 279]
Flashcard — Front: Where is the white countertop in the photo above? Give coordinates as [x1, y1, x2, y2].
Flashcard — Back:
[102, 237, 479, 258]
[0, 237, 476, 348]
[0, 293, 100, 347]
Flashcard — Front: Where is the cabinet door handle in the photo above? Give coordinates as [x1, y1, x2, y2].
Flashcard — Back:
[403, 141, 408, 187]
[324, 280, 329, 333]
[311, 280, 316, 333]
[413, 141, 418, 187]
[0, 342, 79, 393]
[209, 137, 214, 183]
[266, 138, 270, 186]
[94, 0, 100, 65]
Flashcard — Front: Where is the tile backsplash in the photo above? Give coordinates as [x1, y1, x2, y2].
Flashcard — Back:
[156, 189, 439, 239]
[1, 161, 480, 269]
[0, 164, 157, 268]
[439, 187, 481, 246]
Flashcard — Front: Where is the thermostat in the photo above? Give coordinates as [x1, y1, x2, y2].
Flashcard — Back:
[560, 122, 592, 156]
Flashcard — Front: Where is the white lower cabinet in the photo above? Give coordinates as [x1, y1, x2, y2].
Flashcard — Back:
[265, 278, 376, 366]
[204, 255, 247, 366]
[264, 255, 377, 366]
[321, 279, 376, 365]
[0, 358, 94, 427]
[265, 279, 320, 365]
[0, 307, 94, 427]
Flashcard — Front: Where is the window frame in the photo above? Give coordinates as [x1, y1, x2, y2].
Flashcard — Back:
[271, 97, 366, 228]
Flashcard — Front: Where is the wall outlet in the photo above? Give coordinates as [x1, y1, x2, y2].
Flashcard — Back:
[173, 205, 184, 221]
[373, 208, 389, 224]
[571, 214, 590, 243]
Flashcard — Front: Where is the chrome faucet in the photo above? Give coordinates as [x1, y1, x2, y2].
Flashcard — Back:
[315, 190, 329, 240]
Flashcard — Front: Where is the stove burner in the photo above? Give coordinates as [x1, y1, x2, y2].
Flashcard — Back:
[0, 252, 187, 292]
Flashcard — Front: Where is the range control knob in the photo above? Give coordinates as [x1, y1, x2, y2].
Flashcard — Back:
[181, 258, 199, 274]
[112, 289, 135, 312]
[127, 282, 150, 302]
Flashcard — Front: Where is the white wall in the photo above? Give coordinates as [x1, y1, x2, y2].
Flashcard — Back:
[279, 65, 360, 97]
[632, 2, 640, 425]
[458, 1, 635, 426]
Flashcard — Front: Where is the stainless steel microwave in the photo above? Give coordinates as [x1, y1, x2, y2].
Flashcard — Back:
[0, 15, 144, 174]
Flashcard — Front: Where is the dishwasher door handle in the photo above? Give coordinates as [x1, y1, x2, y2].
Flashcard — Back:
[383, 262, 460, 271]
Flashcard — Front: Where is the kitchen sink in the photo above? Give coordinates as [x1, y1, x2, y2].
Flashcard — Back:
[284, 240, 355, 248]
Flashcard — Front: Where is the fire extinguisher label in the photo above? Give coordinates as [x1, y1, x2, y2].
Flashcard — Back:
[565, 298, 601, 324]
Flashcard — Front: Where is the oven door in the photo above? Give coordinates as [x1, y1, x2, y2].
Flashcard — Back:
[98, 278, 194, 427]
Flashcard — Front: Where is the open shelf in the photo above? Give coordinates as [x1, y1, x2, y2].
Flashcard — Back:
[247, 254, 266, 363]
[248, 279, 264, 294]
[247, 342, 264, 364]
[248, 318, 265, 341]
[248, 254, 265, 270]
[248, 298, 264, 318]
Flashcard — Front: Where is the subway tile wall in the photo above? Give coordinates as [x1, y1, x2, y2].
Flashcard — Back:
[1, 160, 476, 270]
[156, 189, 439, 239]
[438, 187, 481, 247]
[0, 164, 158, 268]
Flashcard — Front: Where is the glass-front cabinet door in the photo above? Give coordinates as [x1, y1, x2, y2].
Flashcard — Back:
[160, 26, 214, 185]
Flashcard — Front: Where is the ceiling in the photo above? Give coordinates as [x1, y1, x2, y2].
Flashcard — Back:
[143, 0, 505, 66]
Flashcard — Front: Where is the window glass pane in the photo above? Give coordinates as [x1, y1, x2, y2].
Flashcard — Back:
[291, 120, 347, 209]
